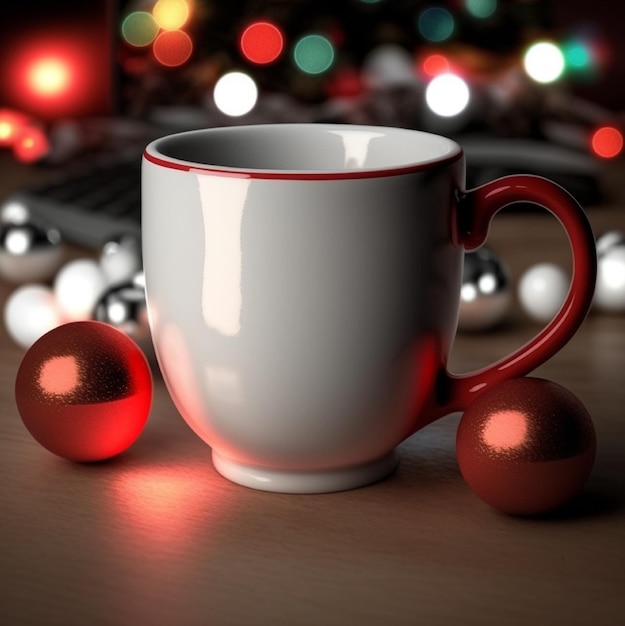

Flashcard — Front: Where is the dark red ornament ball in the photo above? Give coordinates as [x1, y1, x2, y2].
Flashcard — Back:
[456, 377, 596, 516]
[15, 321, 153, 462]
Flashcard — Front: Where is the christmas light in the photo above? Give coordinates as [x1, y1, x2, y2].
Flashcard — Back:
[0, 110, 28, 147]
[240, 21, 284, 65]
[6, 39, 90, 119]
[591, 126, 623, 159]
[121, 11, 159, 47]
[563, 41, 591, 71]
[152, 0, 190, 31]
[465, 0, 497, 19]
[213, 71, 258, 117]
[27, 57, 71, 97]
[425, 73, 470, 117]
[153, 30, 193, 67]
[523, 41, 565, 84]
[418, 7, 455, 43]
[422, 54, 450, 78]
[293, 34, 335, 75]
[13, 125, 49, 163]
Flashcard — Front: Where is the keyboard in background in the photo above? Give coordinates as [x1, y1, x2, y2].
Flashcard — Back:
[7, 152, 142, 249]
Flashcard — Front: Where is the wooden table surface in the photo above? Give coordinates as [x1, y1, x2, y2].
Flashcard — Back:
[1, 153, 624, 626]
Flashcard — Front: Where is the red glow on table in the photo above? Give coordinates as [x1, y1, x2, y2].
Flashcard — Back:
[153, 29, 193, 67]
[591, 126, 623, 159]
[111, 465, 213, 547]
[240, 21, 284, 65]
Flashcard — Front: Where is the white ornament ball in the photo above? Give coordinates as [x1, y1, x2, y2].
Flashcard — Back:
[4, 284, 63, 348]
[53, 258, 107, 322]
[99, 234, 141, 286]
[596, 230, 625, 257]
[594, 245, 625, 313]
[518, 263, 569, 323]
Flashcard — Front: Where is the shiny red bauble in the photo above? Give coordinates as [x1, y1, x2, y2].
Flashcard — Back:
[15, 321, 153, 462]
[456, 377, 596, 516]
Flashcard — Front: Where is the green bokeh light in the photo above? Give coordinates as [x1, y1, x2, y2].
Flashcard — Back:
[121, 11, 159, 48]
[465, 0, 497, 20]
[293, 34, 335, 75]
[418, 7, 455, 43]
[563, 41, 592, 70]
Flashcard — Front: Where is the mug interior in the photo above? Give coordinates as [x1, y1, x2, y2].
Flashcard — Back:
[146, 124, 461, 175]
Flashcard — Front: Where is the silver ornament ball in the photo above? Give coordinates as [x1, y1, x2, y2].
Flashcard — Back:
[458, 247, 511, 332]
[93, 272, 154, 358]
[99, 232, 142, 286]
[0, 219, 63, 284]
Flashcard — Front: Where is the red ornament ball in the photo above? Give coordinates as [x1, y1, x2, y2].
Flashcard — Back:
[15, 321, 153, 462]
[456, 377, 596, 516]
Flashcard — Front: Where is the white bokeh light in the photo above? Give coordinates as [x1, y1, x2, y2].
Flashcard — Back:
[425, 73, 470, 117]
[523, 42, 565, 84]
[213, 72, 258, 117]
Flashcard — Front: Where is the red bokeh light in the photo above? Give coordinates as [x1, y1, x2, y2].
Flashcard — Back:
[422, 53, 450, 78]
[0, 109, 29, 147]
[7, 39, 91, 120]
[2, 32, 112, 121]
[13, 125, 50, 163]
[27, 56, 72, 97]
[240, 21, 284, 65]
[591, 126, 623, 159]
[152, 29, 193, 67]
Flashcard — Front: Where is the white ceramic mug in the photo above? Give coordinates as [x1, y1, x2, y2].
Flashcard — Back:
[142, 124, 596, 493]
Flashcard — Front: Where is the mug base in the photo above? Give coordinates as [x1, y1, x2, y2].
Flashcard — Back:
[212, 450, 399, 494]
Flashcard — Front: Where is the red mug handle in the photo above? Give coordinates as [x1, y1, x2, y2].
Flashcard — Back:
[425, 174, 597, 422]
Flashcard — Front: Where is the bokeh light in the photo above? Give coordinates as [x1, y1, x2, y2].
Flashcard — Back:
[152, 0, 190, 31]
[591, 126, 623, 159]
[27, 57, 71, 97]
[13, 125, 50, 163]
[523, 41, 565, 84]
[465, 0, 497, 19]
[153, 30, 193, 67]
[240, 21, 284, 65]
[213, 71, 258, 117]
[0, 110, 29, 147]
[293, 34, 335, 74]
[121, 11, 159, 47]
[422, 53, 450, 77]
[418, 7, 455, 43]
[425, 73, 470, 117]
[563, 41, 591, 70]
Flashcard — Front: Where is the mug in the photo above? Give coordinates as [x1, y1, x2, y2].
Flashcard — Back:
[142, 124, 596, 493]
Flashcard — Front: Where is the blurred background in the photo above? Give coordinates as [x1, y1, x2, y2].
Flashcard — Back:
[1, 0, 625, 348]
[1, 0, 624, 170]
